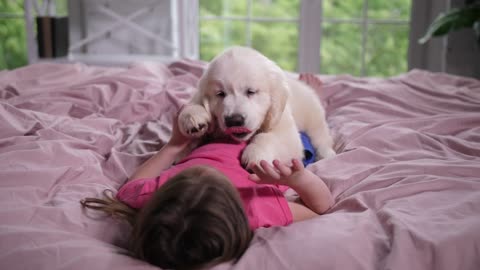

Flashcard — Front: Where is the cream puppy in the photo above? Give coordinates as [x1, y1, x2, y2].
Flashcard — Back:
[178, 46, 335, 167]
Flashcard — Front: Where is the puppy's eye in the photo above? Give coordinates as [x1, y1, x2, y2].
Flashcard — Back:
[246, 88, 257, 97]
[216, 91, 226, 98]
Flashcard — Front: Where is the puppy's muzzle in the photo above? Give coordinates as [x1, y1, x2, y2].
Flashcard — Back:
[224, 114, 245, 127]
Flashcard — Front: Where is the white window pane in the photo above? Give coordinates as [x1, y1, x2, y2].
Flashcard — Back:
[199, 0, 300, 70]
[320, 23, 362, 76]
[320, 0, 411, 76]
[368, 0, 411, 20]
[323, 0, 363, 19]
[55, 0, 69, 16]
[251, 22, 298, 71]
[365, 24, 409, 76]
[0, 1, 27, 70]
[200, 20, 247, 61]
[199, 0, 247, 17]
[252, 0, 300, 18]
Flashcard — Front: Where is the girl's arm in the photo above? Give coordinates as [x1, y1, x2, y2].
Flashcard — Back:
[128, 110, 192, 181]
[128, 143, 188, 181]
[249, 159, 334, 215]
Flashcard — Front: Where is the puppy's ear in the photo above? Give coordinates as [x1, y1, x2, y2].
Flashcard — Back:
[192, 73, 211, 115]
[260, 72, 289, 132]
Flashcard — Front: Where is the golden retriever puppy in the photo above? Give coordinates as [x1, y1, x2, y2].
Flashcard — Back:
[178, 46, 335, 167]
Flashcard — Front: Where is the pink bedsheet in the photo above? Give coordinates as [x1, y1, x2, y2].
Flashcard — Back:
[1, 61, 479, 270]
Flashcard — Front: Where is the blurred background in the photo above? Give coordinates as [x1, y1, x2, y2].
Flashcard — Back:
[199, 0, 410, 77]
[0, 0, 478, 78]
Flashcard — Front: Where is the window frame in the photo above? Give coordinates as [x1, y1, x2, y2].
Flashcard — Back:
[19, 0, 415, 76]
[23, 0, 199, 65]
[197, 0, 411, 75]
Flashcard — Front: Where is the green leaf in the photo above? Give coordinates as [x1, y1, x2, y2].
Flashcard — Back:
[419, 5, 480, 44]
[474, 20, 480, 45]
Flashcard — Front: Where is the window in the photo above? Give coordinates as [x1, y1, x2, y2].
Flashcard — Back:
[23, 0, 195, 65]
[0, 1, 28, 70]
[1, 0, 70, 70]
[199, 0, 300, 71]
[5, 0, 411, 77]
[199, 0, 411, 77]
[322, 0, 411, 76]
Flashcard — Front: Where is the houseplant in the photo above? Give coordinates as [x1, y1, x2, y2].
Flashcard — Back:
[419, 0, 480, 45]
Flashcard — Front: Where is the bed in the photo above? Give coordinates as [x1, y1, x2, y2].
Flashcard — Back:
[1, 60, 479, 270]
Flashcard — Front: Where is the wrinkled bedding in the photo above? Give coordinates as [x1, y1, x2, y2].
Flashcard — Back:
[0, 60, 479, 270]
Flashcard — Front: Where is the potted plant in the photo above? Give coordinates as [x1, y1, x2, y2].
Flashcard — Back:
[419, 0, 480, 45]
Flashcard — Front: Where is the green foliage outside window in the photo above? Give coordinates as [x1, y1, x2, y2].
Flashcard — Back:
[200, 0, 411, 77]
[0, 0, 68, 70]
[1, 0, 411, 77]
[0, 0, 28, 70]
[200, 0, 300, 71]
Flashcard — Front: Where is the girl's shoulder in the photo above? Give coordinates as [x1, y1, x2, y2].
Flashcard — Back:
[192, 138, 247, 156]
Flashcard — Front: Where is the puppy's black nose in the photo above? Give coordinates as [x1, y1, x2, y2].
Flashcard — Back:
[225, 114, 245, 127]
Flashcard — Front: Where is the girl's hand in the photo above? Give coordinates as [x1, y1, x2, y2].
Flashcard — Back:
[129, 108, 192, 181]
[167, 107, 192, 148]
[248, 159, 305, 187]
[250, 158, 334, 215]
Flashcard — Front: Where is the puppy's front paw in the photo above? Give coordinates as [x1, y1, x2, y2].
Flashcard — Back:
[317, 147, 336, 159]
[241, 143, 275, 169]
[178, 105, 211, 138]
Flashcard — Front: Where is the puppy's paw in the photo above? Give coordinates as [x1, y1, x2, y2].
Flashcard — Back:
[317, 147, 336, 159]
[178, 105, 211, 138]
[241, 142, 276, 169]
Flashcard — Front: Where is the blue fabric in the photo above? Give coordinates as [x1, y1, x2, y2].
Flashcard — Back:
[300, 132, 316, 167]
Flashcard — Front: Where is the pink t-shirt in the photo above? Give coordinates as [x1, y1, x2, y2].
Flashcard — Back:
[116, 140, 293, 229]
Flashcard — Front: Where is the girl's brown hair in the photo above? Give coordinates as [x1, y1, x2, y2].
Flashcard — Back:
[81, 166, 253, 270]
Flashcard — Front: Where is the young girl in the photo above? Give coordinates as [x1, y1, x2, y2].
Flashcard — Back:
[82, 105, 333, 270]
